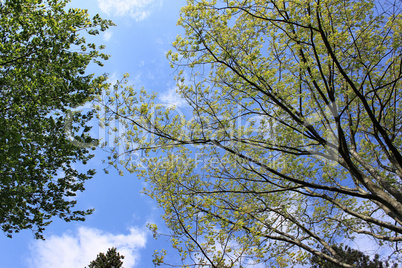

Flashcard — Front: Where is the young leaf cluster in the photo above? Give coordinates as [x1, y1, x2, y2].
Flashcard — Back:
[101, 0, 402, 266]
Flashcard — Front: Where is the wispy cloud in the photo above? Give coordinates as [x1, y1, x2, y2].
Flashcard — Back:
[28, 226, 147, 268]
[97, 0, 162, 21]
[103, 30, 113, 41]
[159, 86, 188, 108]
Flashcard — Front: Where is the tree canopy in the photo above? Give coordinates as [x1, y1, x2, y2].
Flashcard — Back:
[86, 247, 124, 268]
[0, 0, 113, 239]
[310, 245, 398, 268]
[99, 0, 402, 266]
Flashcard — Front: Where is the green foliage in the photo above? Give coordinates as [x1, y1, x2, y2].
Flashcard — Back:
[0, 0, 114, 239]
[100, 0, 402, 267]
[87, 247, 124, 268]
[310, 245, 398, 268]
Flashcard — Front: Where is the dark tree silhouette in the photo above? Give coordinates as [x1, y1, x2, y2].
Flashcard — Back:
[310, 245, 398, 268]
[87, 247, 124, 268]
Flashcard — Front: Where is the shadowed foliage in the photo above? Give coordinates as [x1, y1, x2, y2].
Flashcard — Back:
[0, 0, 113, 239]
[87, 247, 124, 268]
[310, 245, 398, 268]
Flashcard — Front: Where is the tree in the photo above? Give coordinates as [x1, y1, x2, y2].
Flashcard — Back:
[0, 0, 113, 239]
[99, 0, 402, 266]
[310, 245, 398, 268]
[86, 247, 124, 268]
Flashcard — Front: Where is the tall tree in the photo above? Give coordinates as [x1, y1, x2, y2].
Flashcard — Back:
[310, 245, 398, 268]
[86, 247, 124, 268]
[0, 0, 113, 239]
[99, 0, 402, 266]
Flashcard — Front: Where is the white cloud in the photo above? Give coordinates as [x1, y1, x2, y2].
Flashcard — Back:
[28, 226, 147, 268]
[97, 0, 162, 21]
[159, 86, 188, 108]
[103, 30, 113, 41]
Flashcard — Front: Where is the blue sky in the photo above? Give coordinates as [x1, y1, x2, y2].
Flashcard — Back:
[0, 1, 390, 267]
[0, 0, 187, 267]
